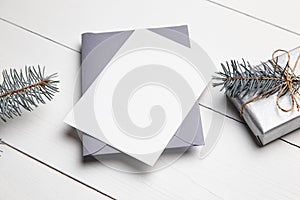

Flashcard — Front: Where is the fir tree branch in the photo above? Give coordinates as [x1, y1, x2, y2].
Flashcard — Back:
[0, 79, 47, 98]
[212, 58, 298, 99]
[0, 66, 59, 122]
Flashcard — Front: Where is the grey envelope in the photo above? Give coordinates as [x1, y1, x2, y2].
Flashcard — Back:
[80, 25, 204, 156]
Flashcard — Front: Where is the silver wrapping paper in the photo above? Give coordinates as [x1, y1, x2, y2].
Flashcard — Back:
[229, 47, 300, 145]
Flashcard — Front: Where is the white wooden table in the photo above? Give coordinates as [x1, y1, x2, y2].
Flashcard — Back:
[1, 0, 300, 199]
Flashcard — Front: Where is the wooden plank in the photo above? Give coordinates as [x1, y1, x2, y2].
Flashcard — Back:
[0, 19, 220, 200]
[206, 0, 300, 35]
[1, 1, 300, 199]
[281, 128, 300, 148]
[178, 107, 300, 200]
[1, 0, 299, 122]
[2, 0, 299, 118]
[1, 0, 299, 65]
[0, 145, 111, 200]
[2, 102, 300, 200]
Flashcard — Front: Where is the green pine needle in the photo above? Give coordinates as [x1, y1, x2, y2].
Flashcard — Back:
[212, 58, 295, 99]
[0, 66, 59, 122]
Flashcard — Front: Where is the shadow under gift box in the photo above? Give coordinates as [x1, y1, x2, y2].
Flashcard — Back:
[229, 46, 300, 146]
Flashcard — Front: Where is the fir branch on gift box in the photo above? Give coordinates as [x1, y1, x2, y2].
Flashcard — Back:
[213, 49, 300, 117]
[212, 59, 286, 98]
[0, 66, 59, 122]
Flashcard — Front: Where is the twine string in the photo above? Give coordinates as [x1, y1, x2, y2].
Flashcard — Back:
[238, 49, 300, 118]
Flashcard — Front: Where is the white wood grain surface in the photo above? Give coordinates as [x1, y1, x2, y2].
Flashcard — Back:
[0, 145, 111, 200]
[1, 0, 300, 199]
[1, 0, 299, 65]
[2, 0, 299, 115]
[207, 0, 300, 35]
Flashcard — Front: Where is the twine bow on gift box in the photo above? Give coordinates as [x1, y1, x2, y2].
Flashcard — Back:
[213, 49, 300, 118]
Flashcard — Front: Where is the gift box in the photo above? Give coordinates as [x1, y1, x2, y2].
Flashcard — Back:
[228, 47, 300, 146]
